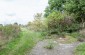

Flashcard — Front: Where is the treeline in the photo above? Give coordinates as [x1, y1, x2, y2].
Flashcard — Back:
[27, 0, 85, 37]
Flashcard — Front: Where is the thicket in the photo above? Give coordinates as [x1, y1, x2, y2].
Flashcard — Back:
[28, 0, 85, 37]
[43, 0, 85, 35]
[46, 12, 81, 35]
[27, 12, 82, 36]
[28, 13, 47, 32]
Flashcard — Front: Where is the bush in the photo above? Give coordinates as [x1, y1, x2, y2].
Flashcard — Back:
[46, 12, 81, 35]
[0, 24, 21, 45]
[3, 24, 21, 38]
[41, 32, 48, 36]
[27, 13, 47, 32]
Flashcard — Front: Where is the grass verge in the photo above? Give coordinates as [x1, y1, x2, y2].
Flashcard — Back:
[0, 28, 43, 55]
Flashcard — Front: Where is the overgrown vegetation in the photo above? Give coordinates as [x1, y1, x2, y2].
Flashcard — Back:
[0, 23, 21, 46]
[46, 12, 80, 35]
[0, 28, 43, 55]
[0, 0, 85, 55]
[75, 43, 85, 55]
[27, 0, 85, 54]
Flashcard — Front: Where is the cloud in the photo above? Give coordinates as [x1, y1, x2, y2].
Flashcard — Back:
[0, 0, 48, 25]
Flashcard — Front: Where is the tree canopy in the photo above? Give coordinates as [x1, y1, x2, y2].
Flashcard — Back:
[44, 0, 85, 22]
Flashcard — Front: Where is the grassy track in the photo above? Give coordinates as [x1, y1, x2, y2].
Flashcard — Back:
[0, 28, 43, 55]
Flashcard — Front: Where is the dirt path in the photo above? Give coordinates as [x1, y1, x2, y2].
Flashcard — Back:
[29, 40, 80, 55]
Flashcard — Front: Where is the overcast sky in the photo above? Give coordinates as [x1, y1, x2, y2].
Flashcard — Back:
[0, 0, 48, 25]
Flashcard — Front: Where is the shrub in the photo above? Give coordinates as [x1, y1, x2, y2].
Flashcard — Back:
[3, 24, 21, 38]
[46, 12, 81, 35]
[0, 24, 21, 45]
[40, 32, 48, 36]
[27, 13, 47, 32]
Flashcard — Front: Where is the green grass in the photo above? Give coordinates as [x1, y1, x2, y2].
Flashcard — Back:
[65, 35, 77, 43]
[75, 43, 85, 55]
[60, 32, 80, 44]
[58, 35, 77, 44]
[0, 28, 43, 55]
[69, 32, 80, 38]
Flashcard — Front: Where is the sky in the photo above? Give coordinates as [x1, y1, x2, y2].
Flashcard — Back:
[0, 0, 48, 25]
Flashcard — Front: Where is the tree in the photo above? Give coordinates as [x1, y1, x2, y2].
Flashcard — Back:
[34, 13, 42, 20]
[64, 0, 85, 23]
[44, 0, 85, 23]
[44, 0, 66, 17]
[28, 13, 45, 31]
[46, 11, 65, 34]
[46, 11, 80, 34]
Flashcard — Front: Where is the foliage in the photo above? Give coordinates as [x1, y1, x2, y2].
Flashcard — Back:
[0, 24, 21, 46]
[46, 12, 80, 35]
[0, 28, 44, 55]
[45, 0, 85, 23]
[64, 0, 85, 22]
[28, 13, 46, 32]
[46, 11, 64, 34]
[44, 0, 66, 17]
[75, 43, 85, 55]
[69, 32, 81, 38]
[40, 31, 48, 36]
[1, 24, 20, 38]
